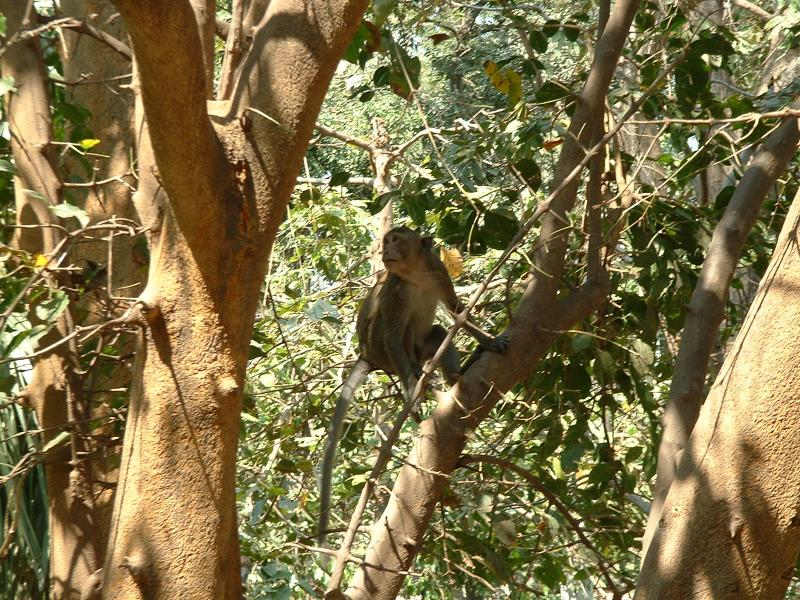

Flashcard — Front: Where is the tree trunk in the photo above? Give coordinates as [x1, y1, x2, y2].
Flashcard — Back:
[636, 188, 800, 597]
[641, 114, 800, 559]
[99, 1, 368, 597]
[59, 2, 141, 576]
[1, 5, 102, 598]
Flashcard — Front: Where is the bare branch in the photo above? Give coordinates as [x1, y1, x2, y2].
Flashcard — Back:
[731, 0, 772, 20]
[316, 123, 375, 153]
[217, 0, 245, 100]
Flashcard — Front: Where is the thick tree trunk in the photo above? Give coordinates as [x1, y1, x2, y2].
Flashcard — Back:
[100, 1, 368, 597]
[641, 115, 800, 559]
[1, 5, 101, 598]
[636, 188, 800, 598]
[59, 2, 140, 574]
[342, 2, 639, 596]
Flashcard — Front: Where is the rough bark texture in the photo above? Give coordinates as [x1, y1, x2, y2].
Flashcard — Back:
[343, 2, 639, 597]
[59, 4, 141, 570]
[641, 115, 800, 559]
[636, 189, 800, 598]
[100, 1, 368, 598]
[1, 4, 100, 598]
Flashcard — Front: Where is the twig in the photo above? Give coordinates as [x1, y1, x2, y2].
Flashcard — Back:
[458, 454, 622, 596]
[628, 109, 800, 126]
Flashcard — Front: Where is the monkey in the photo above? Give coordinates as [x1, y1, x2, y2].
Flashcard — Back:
[318, 226, 508, 545]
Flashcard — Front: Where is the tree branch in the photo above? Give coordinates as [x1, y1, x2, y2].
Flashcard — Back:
[316, 122, 375, 153]
[343, 2, 643, 596]
[111, 0, 227, 237]
[218, 0, 245, 100]
[731, 0, 772, 20]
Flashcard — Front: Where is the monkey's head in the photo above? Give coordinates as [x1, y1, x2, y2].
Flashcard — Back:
[381, 227, 432, 275]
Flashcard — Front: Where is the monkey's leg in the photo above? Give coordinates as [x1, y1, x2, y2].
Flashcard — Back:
[318, 358, 371, 546]
[421, 324, 461, 385]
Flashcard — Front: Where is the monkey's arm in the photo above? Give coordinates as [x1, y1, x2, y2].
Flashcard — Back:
[318, 358, 371, 546]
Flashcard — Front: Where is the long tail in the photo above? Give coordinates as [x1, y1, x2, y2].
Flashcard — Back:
[318, 358, 371, 546]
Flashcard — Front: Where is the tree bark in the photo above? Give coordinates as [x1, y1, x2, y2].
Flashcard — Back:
[343, 2, 639, 597]
[59, 4, 141, 572]
[99, 1, 368, 598]
[641, 115, 800, 560]
[1, 4, 102, 598]
[636, 187, 800, 599]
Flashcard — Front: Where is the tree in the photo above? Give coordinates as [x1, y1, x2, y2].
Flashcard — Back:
[2, 0, 368, 597]
[636, 186, 800, 597]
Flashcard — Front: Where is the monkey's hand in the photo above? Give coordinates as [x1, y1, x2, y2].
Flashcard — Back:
[481, 333, 510, 354]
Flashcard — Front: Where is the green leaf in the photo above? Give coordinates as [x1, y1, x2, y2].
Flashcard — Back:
[328, 171, 351, 186]
[0, 158, 14, 173]
[34, 291, 69, 323]
[50, 202, 90, 227]
[342, 23, 371, 64]
[372, 0, 397, 26]
[304, 299, 340, 321]
[482, 210, 518, 250]
[542, 20, 560, 37]
[373, 65, 391, 87]
[563, 23, 580, 42]
[512, 158, 542, 191]
[42, 431, 70, 453]
[0, 14, 6, 37]
[630, 339, 654, 375]
[571, 333, 592, 353]
[625, 446, 643, 463]
[588, 462, 614, 485]
[528, 30, 548, 53]
[594, 349, 616, 383]
[23, 189, 47, 202]
[535, 81, 570, 104]
[560, 442, 584, 473]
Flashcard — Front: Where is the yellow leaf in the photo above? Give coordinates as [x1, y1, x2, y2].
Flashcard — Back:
[34, 253, 49, 268]
[483, 60, 498, 75]
[440, 247, 463, 278]
[79, 138, 101, 150]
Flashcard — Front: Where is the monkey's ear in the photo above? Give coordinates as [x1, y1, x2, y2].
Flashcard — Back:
[421, 236, 434, 250]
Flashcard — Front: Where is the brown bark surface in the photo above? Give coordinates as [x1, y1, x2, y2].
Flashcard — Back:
[636, 190, 800, 598]
[99, 1, 368, 598]
[641, 115, 800, 558]
[59, 4, 141, 570]
[1, 4, 100, 597]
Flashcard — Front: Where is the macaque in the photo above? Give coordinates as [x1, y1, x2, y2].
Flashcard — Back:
[318, 226, 508, 545]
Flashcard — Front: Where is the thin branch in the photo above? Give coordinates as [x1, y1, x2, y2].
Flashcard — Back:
[315, 123, 375, 153]
[5, 16, 133, 60]
[458, 454, 622, 597]
[325, 388, 419, 593]
[394, 127, 442, 156]
[628, 108, 800, 126]
[217, 0, 245, 100]
[731, 0, 772, 20]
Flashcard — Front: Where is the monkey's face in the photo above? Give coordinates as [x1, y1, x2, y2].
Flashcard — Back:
[382, 229, 416, 272]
